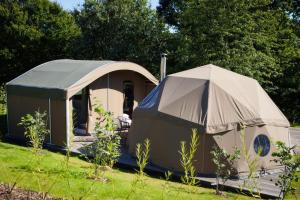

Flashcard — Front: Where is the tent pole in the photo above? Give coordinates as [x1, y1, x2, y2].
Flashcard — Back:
[48, 98, 52, 144]
[288, 128, 291, 148]
[66, 99, 70, 148]
[107, 74, 110, 110]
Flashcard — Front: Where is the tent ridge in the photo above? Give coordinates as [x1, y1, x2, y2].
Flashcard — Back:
[205, 68, 213, 131]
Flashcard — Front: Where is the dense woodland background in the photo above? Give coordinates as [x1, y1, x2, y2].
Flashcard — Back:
[0, 0, 299, 123]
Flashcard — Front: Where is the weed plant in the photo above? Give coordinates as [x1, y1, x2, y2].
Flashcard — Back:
[179, 128, 199, 186]
[272, 141, 300, 199]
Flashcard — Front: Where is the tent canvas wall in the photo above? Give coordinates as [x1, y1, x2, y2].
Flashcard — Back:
[128, 64, 290, 174]
[6, 59, 158, 147]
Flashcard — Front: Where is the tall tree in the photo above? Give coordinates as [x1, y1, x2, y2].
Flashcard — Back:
[73, 0, 168, 77]
[271, 0, 300, 123]
[0, 0, 80, 83]
[158, 0, 300, 122]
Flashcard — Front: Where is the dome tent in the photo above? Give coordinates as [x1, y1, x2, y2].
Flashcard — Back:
[128, 64, 290, 174]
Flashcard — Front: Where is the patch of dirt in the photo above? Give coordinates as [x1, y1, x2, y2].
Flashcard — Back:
[0, 183, 61, 200]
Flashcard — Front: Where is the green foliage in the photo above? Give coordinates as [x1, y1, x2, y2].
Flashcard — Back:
[179, 128, 199, 186]
[93, 133, 121, 169]
[158, 0, 300, 122]
[136, 138, 150, 177]
[211, 144, 240, 195]
[0, 85, 6, 114]
[73, 0, 168, 77]
[0, 0, 80, 84]
[161, 0, 281, 86]
[126, 139, 150, 200]
[18, 110, 49, 152]
[292, 123, 300, 128]
[1, 0, 299, 122]
[0, 85, 6, 140]
[93, 103, 120, 178]
[94, 104, 116, 133]
[240, 124, 261, 197]
[18, 110, 57, 199]
[161, 170, 173, 200]
[272, 141, 300, 199]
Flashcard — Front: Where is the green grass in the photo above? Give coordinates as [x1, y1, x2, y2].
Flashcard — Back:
[292, 123, 300, 128]
[0, 142, 255, 200]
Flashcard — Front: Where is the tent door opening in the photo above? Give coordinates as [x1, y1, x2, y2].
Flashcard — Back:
[72, 87, 89, 135]
[123, 81, 134, 119]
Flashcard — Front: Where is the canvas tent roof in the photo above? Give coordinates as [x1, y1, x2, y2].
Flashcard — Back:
[7, 59, 158, 99]
[138, 64, 290, 133]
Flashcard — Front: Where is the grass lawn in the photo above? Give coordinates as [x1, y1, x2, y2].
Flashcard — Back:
[0, 142, 257, 200]
[292, 123, 300, 128]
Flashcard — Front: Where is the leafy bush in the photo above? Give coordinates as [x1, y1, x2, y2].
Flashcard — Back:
[0, 85, 6, 114]
[18, 110, 49, 152]
[239, 123, 261, 197]
[93, 103, 121, 178]
[211, 143, 240, 195]
[0, 85, 7, 140]
[94, 133, 121, 168]
[179, 128, 199, 186]
[272, 141, 300, 199]
[18, 110, 54, 199]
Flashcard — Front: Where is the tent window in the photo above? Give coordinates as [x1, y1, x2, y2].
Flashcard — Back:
[123, 81, 134, 118]
[253, 134, 270, 157]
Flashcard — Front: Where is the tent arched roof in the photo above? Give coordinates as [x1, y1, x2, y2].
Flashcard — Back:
[7, 59, 158, 99]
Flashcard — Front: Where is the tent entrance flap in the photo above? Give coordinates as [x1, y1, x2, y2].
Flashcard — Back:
[71, 87, 89, 134]
[123, 81, 134, 118]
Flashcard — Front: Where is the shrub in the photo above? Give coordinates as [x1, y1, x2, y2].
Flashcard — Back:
[0, 84, 6, 114]
[211, 143, 240, 195]
[239, 123, 261, 197]
[0, 85, 7, 140]
[179, 128, 199, 186]
[18, 110, 49, 153]
[18, 110, 54, 199]
[272, 141, 300, 199]
[93, 103, 121, 178]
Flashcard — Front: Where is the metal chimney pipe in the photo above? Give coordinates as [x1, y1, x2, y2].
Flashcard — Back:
[160, 53, 167, 82]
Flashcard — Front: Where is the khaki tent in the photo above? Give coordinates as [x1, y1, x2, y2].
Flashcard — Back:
[6, 59, 158, 147]
[128, 64, 290, 174]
